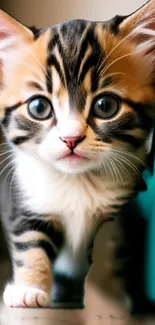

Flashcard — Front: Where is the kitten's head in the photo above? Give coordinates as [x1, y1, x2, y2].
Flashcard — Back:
[0, 1, 155, 175]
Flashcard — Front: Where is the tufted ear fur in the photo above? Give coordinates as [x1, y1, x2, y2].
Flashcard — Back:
[0, 9, 33, 60]
[119, 0, 155, 69]
[0, 9, 34, 90]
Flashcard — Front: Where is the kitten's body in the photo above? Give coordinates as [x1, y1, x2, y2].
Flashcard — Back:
[15, 149, 133, 249]
[0, 0, 155, 308]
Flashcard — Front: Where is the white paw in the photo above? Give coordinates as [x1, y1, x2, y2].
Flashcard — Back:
[3, 284, 51, 308]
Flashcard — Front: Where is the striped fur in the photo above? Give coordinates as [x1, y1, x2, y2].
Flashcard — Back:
[0, 0, 155, 308]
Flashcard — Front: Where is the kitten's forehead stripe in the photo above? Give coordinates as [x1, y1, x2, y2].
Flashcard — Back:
[47, 21, 105, 111]
[60, 19, 87, 39]
[47, 54, 65, 86]
[46, 65, 53, 93]
[46, 30, 65, 93]
[77, 25, 104, 91]
[26, 81, 44, 91]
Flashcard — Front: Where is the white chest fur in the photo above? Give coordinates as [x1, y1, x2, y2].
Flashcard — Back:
[15, 151, 127, 251]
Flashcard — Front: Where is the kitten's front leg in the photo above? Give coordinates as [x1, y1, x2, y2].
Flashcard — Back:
[4, 248, 52, 308]
[3, 217, 63, 308]
[51, 243, 92, 308]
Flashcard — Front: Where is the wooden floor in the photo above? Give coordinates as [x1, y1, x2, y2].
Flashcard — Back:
[0, 223, 152, 325]
[0, 263, 151, 325]
[0, 259, 147, 325]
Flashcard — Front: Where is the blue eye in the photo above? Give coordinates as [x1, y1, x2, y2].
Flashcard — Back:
[93, 94, 120, 119]
[27, 96, 53, 120]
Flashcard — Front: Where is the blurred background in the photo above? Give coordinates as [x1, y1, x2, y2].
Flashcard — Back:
[1, 0, 146, 27]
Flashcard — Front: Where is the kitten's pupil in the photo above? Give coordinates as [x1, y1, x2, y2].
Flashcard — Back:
[28, 97, 53, 120]
[93, 94, 120, 119]
[35, 101, 45, 113]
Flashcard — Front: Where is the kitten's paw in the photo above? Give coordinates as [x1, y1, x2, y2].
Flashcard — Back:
[3, 284, 50, 308]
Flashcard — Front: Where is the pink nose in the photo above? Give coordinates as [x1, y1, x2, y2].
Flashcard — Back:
[60, 136, 84, 149]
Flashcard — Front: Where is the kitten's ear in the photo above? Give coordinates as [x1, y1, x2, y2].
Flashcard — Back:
[120, 0, 155, 58]
[0, 9, 33, 55]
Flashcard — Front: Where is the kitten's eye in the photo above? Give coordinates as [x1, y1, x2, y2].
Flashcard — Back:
[92, 94, 120, 119]
[27, 96, 53, 120]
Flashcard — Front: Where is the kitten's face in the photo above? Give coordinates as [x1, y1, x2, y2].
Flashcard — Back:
[0, 2, 155, 174]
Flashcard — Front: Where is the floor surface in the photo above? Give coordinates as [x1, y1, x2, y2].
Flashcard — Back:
[0, 223, 153, 325]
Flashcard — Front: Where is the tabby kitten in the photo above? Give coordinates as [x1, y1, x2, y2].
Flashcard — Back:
[0, 0, 155, 308]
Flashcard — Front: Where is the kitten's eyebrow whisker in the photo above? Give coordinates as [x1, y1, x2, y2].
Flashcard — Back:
[30, 51, 52, 87]
[100, 71, 125, 78]
[101, 17, 155, 72]
[11, 61, 46, 82]
[102, 45, 149, 76]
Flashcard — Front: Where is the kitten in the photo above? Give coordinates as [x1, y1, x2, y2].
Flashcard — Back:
[0, 0, 155, 308]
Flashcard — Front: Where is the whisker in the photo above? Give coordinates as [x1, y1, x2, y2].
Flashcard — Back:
[101, 17, 155, 70]
[99, 70, 126, 82]
[113, 152, 144, 183]
[0, 150, 14, 156]
[11, 61, 46, 84]
[99, 155, 109, 181]
[0, 142, 10, 146]
[0, 158, 16, 178]
[108, 153, 125, 186]
[105, 156, 115, 183]
[111, 148, 151, 171]
[102, 157, 109, 182]
[107, 155, 119, 184]
[0, 154, 15, 168]
[101, 44, 150, 76]
[30, 51, 52, 86]
[4, 165, 15, 186]
[9, 168, 17, 200]
[110, 153, 133, 182]
[4, 165, 16, 200]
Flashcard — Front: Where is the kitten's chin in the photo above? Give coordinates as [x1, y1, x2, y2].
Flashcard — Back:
[54, 155, 101, 174]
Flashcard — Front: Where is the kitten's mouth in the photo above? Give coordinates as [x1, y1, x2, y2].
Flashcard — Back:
[63, 152, 88, 161]
[56, 151, 97, 173]
[60, 151, 89, 166]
